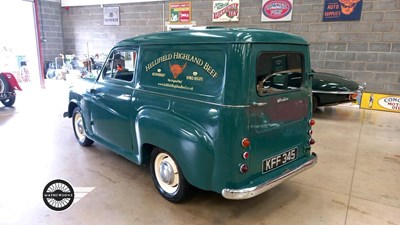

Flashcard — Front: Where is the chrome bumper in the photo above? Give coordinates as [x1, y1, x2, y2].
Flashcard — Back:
[0, 92, 16, 100]
[222, 153, 318, 200]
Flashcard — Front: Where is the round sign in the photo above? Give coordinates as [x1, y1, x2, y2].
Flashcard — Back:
[262, 0, 293, 19]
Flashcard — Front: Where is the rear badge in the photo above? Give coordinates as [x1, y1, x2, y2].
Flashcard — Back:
[277, 97, 289, 103]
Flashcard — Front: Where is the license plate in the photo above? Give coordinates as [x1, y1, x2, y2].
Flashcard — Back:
[262, 148, 298, 173]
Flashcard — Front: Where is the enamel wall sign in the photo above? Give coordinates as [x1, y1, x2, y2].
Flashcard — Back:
[212, 0, 240, 22]
[261, 0, 293, 22]
[360, 92, 400, 113]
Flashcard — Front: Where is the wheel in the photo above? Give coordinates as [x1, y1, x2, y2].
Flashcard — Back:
[1, 95, 16, 107]
[72, 107, 94, 146]
[0, 75, 16, 107]
[150, 147, 190, 203]
[0, 75, 8, 93]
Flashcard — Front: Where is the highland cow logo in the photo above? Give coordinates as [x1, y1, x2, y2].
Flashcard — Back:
[169, 62, 187, 79]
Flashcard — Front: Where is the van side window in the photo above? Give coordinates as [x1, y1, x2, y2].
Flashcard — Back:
[256, 53, 303, 96]
[103, 50, 137, 82]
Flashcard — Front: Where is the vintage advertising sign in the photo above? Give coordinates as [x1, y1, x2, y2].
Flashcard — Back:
[360, 92, 400, 113]
[323, 0, 363, 21]
[261, 0, 293, 22]
[169, 2, 192, 23]
[212, 0, 240, 22]
[103, 7, 120, 26]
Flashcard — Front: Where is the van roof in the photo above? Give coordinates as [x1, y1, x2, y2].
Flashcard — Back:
[116, 27, 309, 46]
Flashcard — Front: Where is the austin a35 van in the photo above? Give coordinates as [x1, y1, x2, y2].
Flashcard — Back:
[64, 28, 318, 202]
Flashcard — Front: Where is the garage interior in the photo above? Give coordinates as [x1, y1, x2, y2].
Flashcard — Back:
[1, 82, 399, 224]
[1, 0, 399, 224]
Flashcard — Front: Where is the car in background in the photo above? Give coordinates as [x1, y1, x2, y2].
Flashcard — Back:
[312, 70, 362, 111]
[0, 72, 22, 107]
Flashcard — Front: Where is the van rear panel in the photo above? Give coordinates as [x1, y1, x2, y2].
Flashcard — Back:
[219, 44, 316, 197]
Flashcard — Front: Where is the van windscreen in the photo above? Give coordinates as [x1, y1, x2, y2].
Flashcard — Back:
[256, 53, 303, 96]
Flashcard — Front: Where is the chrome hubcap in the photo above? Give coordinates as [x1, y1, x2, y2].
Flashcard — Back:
[74, 112, 86, 141]
[154, 152, 179, 194]
[160, 161, 174, 185]
[77, 120, 84, 135]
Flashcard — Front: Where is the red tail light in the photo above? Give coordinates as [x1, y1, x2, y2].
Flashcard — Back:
[241, 138, 250, 148]
[240, 164, 248, 174]
[309, 119, 316, 145]
[350, 93, 358, 100]
[242, 152, 249, 159]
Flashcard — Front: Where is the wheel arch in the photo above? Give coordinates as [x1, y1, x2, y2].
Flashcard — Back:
[66, 100, 79, 118]
[135, 108, 215, 191]
[0, 72, 22, 91]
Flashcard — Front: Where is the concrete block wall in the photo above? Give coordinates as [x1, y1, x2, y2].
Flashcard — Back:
[61, 3, 166, 56]
[39, 0, 64, 63]
[40, 0, 400, 94]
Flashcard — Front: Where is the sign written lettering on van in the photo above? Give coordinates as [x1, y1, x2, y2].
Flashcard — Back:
[145, 52, 219, 78]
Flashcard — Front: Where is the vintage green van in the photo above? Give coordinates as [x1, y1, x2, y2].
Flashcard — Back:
[64, 28, 317, 202]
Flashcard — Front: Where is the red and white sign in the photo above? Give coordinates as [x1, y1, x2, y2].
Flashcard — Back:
[261, 0, 293, 22]
[212, 0, 240, 22]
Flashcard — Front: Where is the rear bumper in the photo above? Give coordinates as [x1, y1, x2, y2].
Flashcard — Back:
[0, 92, 16, 100]
[222, 152, 318, 200]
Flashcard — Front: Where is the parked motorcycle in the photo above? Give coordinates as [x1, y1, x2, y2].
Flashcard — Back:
[0, 72, 22, 107]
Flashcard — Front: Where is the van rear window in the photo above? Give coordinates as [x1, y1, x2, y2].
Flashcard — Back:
[256, 53, 303, 96]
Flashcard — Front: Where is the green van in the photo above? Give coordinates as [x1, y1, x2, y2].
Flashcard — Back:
[64, 28, 317, 202]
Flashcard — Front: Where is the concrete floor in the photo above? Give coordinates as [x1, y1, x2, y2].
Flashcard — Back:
[0, 80, 399, 225]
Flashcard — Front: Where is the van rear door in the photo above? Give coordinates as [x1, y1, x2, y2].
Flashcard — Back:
[249, 44, 313, 176]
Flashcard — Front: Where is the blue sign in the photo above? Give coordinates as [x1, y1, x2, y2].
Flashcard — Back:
[323, 0, 363, 22]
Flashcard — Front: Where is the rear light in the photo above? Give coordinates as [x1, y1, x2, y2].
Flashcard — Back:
[350, 93, 358, 100]
[309, 119, 316, 145]
[240, 164, 248, 174]
[242, 152, 249, 159]
[241, 138, 250, 148]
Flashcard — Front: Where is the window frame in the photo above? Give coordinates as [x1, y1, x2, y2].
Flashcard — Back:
[101, 48, 138, 83]
[256, 52, 305, 97]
